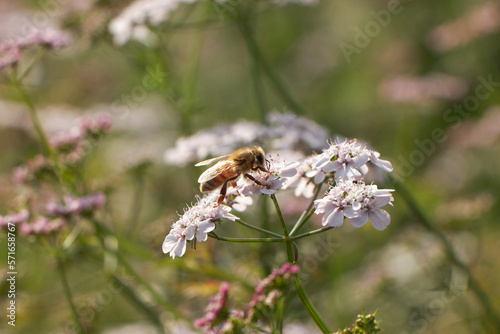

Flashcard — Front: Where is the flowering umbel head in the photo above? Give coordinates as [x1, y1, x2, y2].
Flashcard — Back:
[162, 194, 238, 259]
[314, 179, 394, 231]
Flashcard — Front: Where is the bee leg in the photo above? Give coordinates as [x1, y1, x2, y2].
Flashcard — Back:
[244, 173, 265, 186]
[217, 180, 229, 206]
[230, 181, 241, 196]
[252, 165, 269, 173]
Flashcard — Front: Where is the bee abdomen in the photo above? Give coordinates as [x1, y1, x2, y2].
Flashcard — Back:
[200, 177, 223, 192]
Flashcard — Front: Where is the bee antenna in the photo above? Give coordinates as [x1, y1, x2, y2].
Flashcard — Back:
[265, 158, 271, 170]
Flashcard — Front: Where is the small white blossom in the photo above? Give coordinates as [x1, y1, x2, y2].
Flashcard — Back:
[311, 138, 392, 180]
[109, 0, 198, 45]
[314, 179, 394, 231]
[286, 154, 324, 198]
[164, 112, 328, 167]
[238, 156, 299, 196]
[224, 188, 254, 212]
[162, 193, 238, 259]
[164, 121, 271, 167]
[267, 111, 329, 151]
[110, 1, 317, 45]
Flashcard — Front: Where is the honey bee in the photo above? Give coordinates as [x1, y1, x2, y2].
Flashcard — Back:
[196, 146, 268, 206]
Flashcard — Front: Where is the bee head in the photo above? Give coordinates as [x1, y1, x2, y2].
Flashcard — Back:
[252, 146, 266, 169]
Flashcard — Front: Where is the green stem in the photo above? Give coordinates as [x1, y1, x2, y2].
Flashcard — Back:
[276, 297, 285, 334]
[209, 234, 283, 243]
[13, 83, 53, 156]
[270, 194, 288, 237]
[272, 194, 332, 333]
[235, 219, 283, 238]
[390, 176, 500, 330]
[16, 48, 46, 83]
[237, 18, 306, 115]
[293, 275, 332, 333]
[56, 255, 85, 334]
[181, 6, 207, 131]
[290, 226, 334, 241]
[110, 274, 165, 333]
[290, 184, 323, 236]
[237, 19, 268, 122]
[91, 219, 188, 322]
[127, 174, 146, 236]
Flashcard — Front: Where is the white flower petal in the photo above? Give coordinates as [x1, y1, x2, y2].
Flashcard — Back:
[369, 209, 391, 231]
[313, 171, 325, 184]
[323, 207, 344, 227]
[162, 234, 179, 254]
[371, 152, 393, 172]
[172, 238, 186, 258]
[349, 212, 369, 228]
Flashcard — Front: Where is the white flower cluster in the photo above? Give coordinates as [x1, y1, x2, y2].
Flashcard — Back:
[164, 112, 328, 166]
[162, 194, 239, 259]
[109, 0, 317, 45]
[286, 138, 393, 198]
[164, 120, 271, 166]
[311, 138, 393, 179]
[314, 179, 394, 231]
[163, 133, 395, 259]
[109, 0, 197, 45]
[237, 156, 300, 196]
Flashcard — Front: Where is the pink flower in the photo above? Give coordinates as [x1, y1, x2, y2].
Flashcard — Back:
[20, 217, 66, 235]
[46, 193, 106, 217]
[194, 282, 231, 331]
[0, 29, 70, 71]
[0, 209, 30, 229]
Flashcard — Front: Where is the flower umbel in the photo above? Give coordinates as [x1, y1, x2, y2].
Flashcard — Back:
[314, 179, 394, 231]
[238, 155, 299, 196]
[311, 139, 393, 180]
[162, 193, 239, 259]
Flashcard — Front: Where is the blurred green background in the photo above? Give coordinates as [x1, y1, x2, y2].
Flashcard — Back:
[1, 0, 499, 333]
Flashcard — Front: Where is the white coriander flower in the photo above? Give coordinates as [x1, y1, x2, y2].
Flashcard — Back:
[286, 154, 325, 198]
[164, 121, 271, 167]
[162, 193, 238, 259]
[314, 179, 394, 231]
[109, 0, 198, 45]
[110, 1, 317, 45]
[224, 188, 254, 212]
[238, 156, 299, 196]
[267, 111, 328, 151]
[311, 138, 392, 180]
[164, 112, 329, 167]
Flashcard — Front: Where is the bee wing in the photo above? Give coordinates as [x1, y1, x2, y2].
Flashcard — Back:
[197, 160, 239, 183]
[195, 155, 230, 167]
